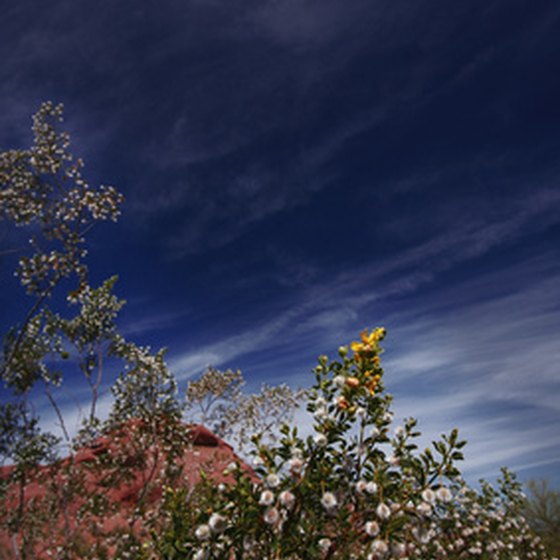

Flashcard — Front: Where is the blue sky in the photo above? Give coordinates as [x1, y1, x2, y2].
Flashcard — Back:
[1, 0, 559, 485]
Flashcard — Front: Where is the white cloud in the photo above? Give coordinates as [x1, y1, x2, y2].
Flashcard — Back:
[169, 245, 560, 481]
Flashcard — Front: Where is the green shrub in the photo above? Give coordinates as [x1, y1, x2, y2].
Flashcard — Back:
[523, 479, 560, 557]
[153, 330, 550, 559]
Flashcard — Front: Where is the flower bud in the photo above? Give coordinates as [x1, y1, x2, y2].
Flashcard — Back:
[345, 376, 360, 389]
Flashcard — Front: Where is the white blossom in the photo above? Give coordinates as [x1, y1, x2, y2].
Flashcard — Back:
[333, 375, 345, 388]
[376, 502, 391, 520]
[421, 488, 436, 504]
[288, 457, 304, 474]
[259, 490, 275, 506]
[356, 480, 368, 494]
[365, 520, 380, 536]
[208, 513, 227, 534]
[279, 490, 296, 509]
[417, 501, 432, 516]
[436, 486, 452, 502]
[195, 524, 211, 540]
[318, 538, 332, 553]
[266, 473, 280, 488]
[371, 539, 388, 554]
[321, 491, 338, 510]
[314, 407, 328, 420]
[264, 507, 279, 525]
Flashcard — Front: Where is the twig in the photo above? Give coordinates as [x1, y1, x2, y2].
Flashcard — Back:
[44, 386, 70, 443]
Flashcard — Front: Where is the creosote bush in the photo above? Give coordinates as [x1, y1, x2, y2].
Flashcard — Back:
[0, 104, 556, 559]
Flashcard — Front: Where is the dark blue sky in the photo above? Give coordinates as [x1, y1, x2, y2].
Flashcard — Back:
[1, 0, 559, 484]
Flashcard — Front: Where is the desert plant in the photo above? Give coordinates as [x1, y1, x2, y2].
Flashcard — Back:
[0, 102, 187, 558]
[523, 479, 560, 556]
[154, 329, 551, 559]
[185, 367, 305, 452]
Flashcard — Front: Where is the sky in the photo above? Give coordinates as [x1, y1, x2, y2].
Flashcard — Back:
[1, 0, 559, 485]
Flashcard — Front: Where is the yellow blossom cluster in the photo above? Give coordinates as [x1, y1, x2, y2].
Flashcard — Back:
[350, 327, 386, 358]
[331, 328, 386, 411]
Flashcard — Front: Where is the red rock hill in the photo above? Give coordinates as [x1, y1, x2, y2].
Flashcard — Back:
[0, 420, 254, 559]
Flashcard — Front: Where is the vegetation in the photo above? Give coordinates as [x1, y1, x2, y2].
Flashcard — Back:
[0, 103, 555, 559]
[523, 480, 560, 557]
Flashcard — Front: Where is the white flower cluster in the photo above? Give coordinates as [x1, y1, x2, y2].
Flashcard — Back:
[1, 101, 123, 299]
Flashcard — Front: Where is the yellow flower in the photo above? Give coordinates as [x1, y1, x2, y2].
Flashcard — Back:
[351, 328, 386, 356]
[365, 376, 381, 395]
[365, 382, 376, 395]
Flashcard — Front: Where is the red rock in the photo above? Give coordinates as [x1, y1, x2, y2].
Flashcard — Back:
[0, 420, 255, 558]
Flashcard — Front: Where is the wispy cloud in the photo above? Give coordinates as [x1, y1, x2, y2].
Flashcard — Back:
[120, 307, 190, 337]
[168, 201, 560, 481]
[170, 184, 560, 372]
[2, 0, 559, 487]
